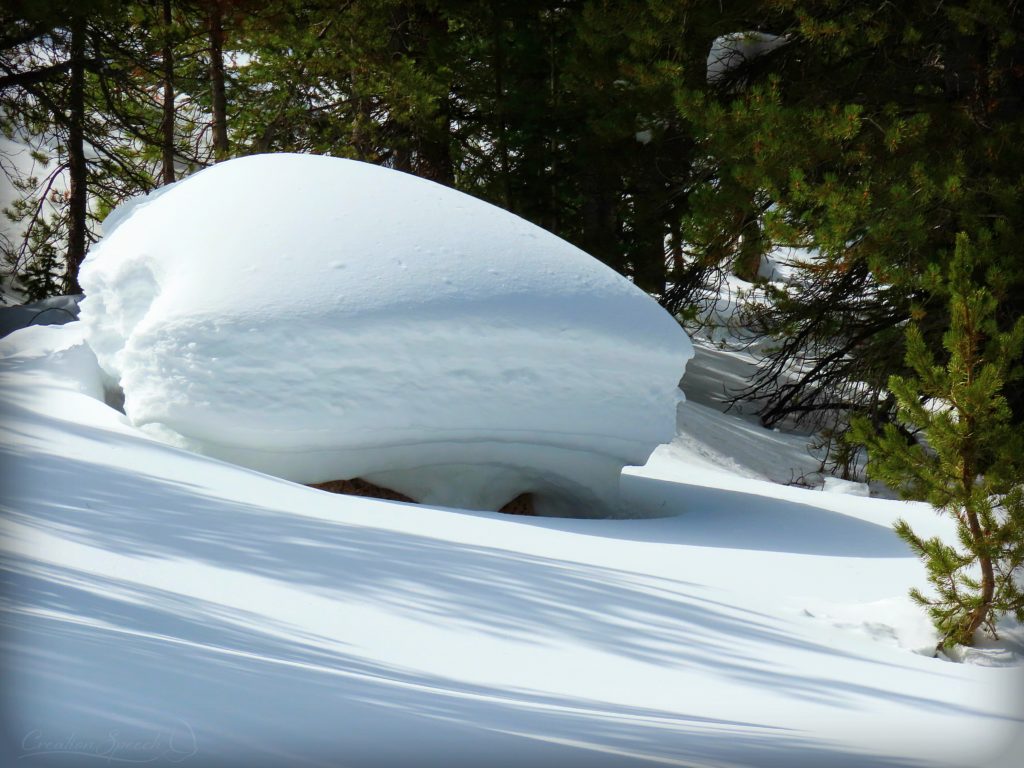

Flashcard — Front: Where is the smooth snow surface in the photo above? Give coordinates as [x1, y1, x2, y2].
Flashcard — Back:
[2, 322, 1022, 768]
[78, 153, 691, 516]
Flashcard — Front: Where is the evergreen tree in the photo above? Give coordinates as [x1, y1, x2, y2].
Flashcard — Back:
[3, 0, 108, 295]
[692, 0, 1024, 444]
[2, 0, 229, 298]
[232, 0, 453, 171]
[850, 233, 1024, 650]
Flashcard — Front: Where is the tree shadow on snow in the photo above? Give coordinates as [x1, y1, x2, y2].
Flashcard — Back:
[606, 473, 913, 557]
[0, 403, 1016, 767]
[1, 568, 937, 768]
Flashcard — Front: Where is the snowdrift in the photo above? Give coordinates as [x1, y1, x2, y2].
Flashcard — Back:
[2, 322, 1021, 768]
[78, 153, 692, 515]
[0, 294, 80, 338]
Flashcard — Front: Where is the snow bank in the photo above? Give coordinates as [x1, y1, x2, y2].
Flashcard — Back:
[0, 294, 80, 338]
[707, 32, 787, 84]
[79, 153, 692, 516]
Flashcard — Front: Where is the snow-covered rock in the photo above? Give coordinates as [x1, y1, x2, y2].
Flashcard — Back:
[78, 153, 692, 516]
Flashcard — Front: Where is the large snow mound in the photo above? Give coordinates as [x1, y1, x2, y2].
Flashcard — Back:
[79, 153, 692, 516]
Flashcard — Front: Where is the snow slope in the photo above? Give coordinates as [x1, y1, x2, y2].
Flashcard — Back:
[2, 319, 1022, 767]
[77, 154, 691, 516]
[0, 295, 81, 338]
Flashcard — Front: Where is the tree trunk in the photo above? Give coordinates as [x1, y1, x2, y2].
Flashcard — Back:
[960, 410, 996, 641]
[160, 0, 176, 184]
[953, 309, 995, 645]
[64, 14, 87, 295]
[393, 5, 453, 186]
[630, 151, 667, 296]
[208, 1, 229, 161]
[417, 95, 454, 186]
[580, 167, 620, 272]
[962, 515, 996, 640]
[546, 18, 559, 234]
[734, 207, 764, 282]
[492, 11, 510, 206]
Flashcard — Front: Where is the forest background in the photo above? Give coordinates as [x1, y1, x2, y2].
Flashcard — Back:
[5, 0, 1022, 443]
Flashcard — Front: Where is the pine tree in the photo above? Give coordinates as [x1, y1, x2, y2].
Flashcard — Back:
[850, 233, 1024, 651]
[1, 1, 104, 295]
[694, 0, 1024, 440]
[2, 0, 227, 297]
